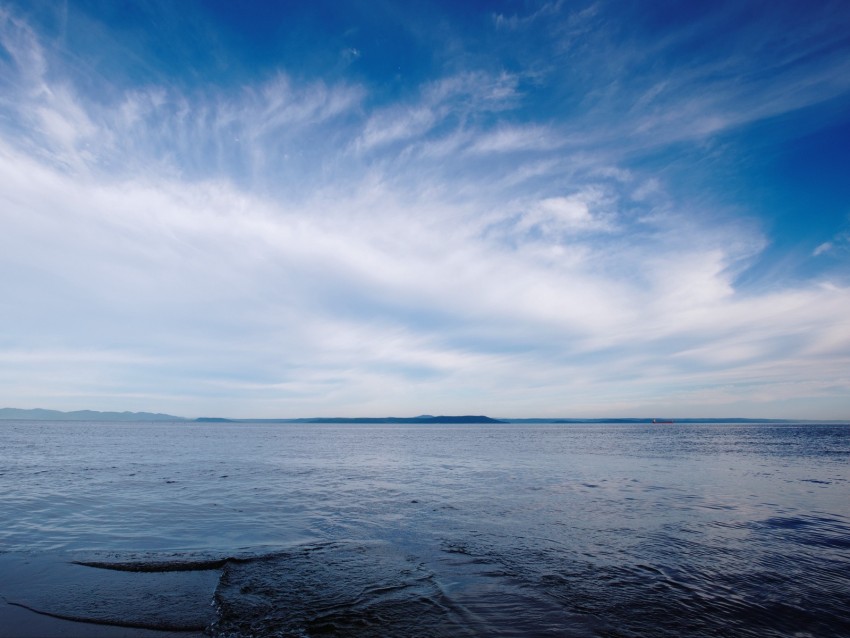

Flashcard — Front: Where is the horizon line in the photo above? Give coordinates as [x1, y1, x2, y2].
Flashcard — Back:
[0, 408, 846, 423]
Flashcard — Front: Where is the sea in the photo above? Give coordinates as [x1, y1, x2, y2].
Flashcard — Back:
[0, 420, 848, 637]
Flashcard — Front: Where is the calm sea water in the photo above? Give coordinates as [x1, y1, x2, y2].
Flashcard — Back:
[0, 420, 848, 637]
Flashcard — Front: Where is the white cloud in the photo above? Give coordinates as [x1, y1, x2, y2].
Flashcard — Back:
[423, 71, 521, 111]
[813, 229, 849, 259]
[353, 70, 523, 155]
[517, 191, 614, 235]
[355, 106, 436, 151]
[493, 1, 565, 31]
[0, 8, 47, 84]
[4, 114, 848, 418]
[1, 7, 849, 418]
[467, 125, 562, 154]
[814, 242, 833, 256]
[0, 110, 848, 414]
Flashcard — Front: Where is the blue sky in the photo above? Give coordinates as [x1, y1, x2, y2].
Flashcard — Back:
[1, 0, 849, 419]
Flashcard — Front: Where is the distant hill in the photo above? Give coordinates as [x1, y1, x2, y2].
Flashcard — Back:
[298, 415, 506, 424]
[0, 408, 186, 421]
[501, 418, 800, 424]
[203, 415, 506, 424]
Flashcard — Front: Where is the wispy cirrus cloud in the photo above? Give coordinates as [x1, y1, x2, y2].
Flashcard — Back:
[1, 2, 849, 418]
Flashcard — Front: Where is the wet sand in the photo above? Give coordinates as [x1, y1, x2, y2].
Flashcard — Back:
[0, 554, 216, 638]
[0, 604, 205, 638]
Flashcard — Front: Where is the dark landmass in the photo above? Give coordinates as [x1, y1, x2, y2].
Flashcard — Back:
[0, 408, 186, 421]
[501, 418, 809, 424]
[196, 415, 506, 424]
[310, 415, 505, 424]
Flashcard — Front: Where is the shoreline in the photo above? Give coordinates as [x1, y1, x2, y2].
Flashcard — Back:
[0, 554, 216, 638]
[0, 603, 205, 638]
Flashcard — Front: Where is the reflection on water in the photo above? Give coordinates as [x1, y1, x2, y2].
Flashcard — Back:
[0, 421, 848, 636]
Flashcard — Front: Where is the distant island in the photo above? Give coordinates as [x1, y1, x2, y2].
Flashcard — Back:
[196, 415, 505, 424]
[0, 408, 186, 421]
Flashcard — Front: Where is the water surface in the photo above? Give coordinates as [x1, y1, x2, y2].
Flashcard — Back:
[1, 421, 848, 636]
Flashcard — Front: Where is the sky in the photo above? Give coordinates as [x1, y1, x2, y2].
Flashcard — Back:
[1, 0, 849, 419]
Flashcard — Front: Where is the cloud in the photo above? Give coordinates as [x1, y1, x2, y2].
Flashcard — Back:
[814, 242, 833, 256]
[3, 129, 849, 417]
[813, 227, 850, 259]
[492, 1, 566, 31]
[355, 106, 436, 151]
[0, 4, 849, 418]
[467, 124, 562, 154]
[341, 47, 361, 63]
[353, 70, 523, 155]
[516, 190, 615, 235]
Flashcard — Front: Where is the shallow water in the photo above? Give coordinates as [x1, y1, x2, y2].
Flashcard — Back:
[0, 420, 848, 636]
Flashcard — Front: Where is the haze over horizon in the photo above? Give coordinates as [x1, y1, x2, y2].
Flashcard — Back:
[1, 1, 849, 420]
